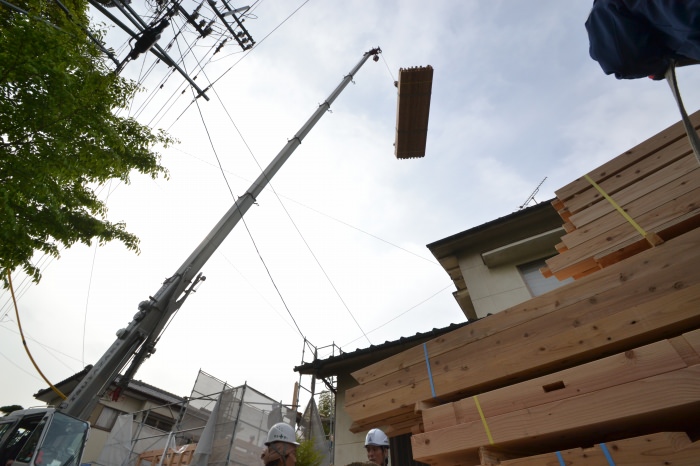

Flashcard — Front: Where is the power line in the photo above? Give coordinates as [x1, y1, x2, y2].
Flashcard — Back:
[201, 68, 372, 345]
[341, 282, 455, 349]
[162, 0, 313, 131]
[191, 92, 308, 341]
[151, 0, 373, 347]
[170, 146, 440, 266]
[0, 324, 81, 372]
[207, 0, 312, 90]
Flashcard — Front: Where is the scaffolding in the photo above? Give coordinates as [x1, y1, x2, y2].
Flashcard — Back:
[95, 370, 295, 466]
[296, 339, 344, 466]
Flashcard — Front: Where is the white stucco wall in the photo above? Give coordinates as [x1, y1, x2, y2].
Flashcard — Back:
[82, 428, 110, 463]
[333, 375, 370, 466]
[457, 250, 537, 319]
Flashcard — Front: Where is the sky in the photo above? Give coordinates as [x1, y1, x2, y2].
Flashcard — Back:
[3, 0, 700, 415]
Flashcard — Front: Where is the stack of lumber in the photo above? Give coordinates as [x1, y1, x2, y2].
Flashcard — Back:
[493, 432, 700, 466]
[344, 226, 700, 438]
[342, 115, 700, 465]
[544, 111, 700, 281]
[411, 331, 700, 465]
[137, 439, 264, 466]
[137, 444, 195, 466]
[394, 65, 433, 159]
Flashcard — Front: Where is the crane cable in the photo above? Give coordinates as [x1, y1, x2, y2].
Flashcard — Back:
[380, 52, 396, 84]
[5, 269, 67, 400]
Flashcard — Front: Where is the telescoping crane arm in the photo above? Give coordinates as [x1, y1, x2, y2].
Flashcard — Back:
[59, 47, 382, 421]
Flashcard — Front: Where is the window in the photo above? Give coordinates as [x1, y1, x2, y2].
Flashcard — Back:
[0, 413, 46, 466]
[142, 414, 174, 432]
[15, 418, 47, 463]
[518, 258, 573, 297]
[94, 407, 121, 431]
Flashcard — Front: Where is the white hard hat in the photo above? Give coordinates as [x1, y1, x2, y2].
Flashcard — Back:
[364, 428, 389, 447]
[265, 422, 299, 446]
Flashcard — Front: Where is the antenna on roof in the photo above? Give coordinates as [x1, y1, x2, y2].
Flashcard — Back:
[519, 177, 547, 210]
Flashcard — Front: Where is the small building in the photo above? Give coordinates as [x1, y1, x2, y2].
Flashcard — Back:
[426, 201, 571, 320]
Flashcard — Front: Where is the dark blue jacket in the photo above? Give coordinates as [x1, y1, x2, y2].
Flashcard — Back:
[586, 0, 700, 79]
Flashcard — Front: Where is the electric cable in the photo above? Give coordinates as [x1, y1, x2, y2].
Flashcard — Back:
[0, 180, 121, 322]
[341, 282, 455, 349]
[81, 178, 113, 367]
[139, 18, 213, 126]
[0, 324, 83, 368]
[0, 350, 43, 381]
[217, 252, 301, 334]
[81, 242, 98, 367]
[201, 64, 373, 345]
[6, 269, 67, 400]
[176, 34, 313, 341]
[128, 16, 193, 120]
[191, 95, 307, 341]
[281, 198, 440, 266]
[127, 48, 151, 118]
[172, 145, 440, 265]
[132, 67, 179, 124]
[0, 252, 56, 321]
[165, 0, 312, 132]
[136, 16, 215, 125]
[52, 0, 120, 67]
[207, 0, 311, 90]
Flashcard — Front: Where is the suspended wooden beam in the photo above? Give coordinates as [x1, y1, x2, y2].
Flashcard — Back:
[394, 65, 433, 159]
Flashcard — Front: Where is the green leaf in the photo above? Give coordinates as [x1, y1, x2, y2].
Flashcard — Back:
[0, 0, 173, 286]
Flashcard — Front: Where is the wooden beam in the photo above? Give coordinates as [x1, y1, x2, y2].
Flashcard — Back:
[411, 365, 700, 462]
[547, 183, 700, 279]
[568, 154, 699, 230]
[498, 432, 700, 466]
[394, 65, 433, 159]
[419, 332, 698, 432]
[554, 111, 700, 203]
[563, 137, 694, 216]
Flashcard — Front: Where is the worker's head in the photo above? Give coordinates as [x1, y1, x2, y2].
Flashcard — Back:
[364, 428, 389, 466]
[262, 423, 299, 466]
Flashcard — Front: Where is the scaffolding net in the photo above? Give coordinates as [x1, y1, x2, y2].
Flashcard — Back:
[298, 398, 330, 466]
[95, 370, 295, 466]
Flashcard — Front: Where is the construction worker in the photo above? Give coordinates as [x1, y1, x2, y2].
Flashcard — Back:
[261, 422, 299, 466]
[364, 428, 389, 466]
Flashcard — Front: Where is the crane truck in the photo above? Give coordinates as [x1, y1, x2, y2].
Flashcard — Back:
[0, 47, 381, 466]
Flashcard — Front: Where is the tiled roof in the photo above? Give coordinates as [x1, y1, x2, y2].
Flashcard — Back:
[294, 321, 472, 379]
[426, 199, 556, 253]
[34, 365, 184, 404]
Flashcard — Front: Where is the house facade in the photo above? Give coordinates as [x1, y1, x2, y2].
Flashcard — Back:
[427, 201, 571, 320]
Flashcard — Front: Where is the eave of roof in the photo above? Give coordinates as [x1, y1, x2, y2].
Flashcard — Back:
[294, 321, 471, 379]
[426, 200, 559, 259]
[34, 365, 184, 404]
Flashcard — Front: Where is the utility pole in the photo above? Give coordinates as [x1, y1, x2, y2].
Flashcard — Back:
[87, 0, 257, 101]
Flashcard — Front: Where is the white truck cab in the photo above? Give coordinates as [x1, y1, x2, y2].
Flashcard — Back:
[0, 408, 89, 466]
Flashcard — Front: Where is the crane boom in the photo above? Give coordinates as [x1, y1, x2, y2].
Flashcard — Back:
[59, 47, 382, 420]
